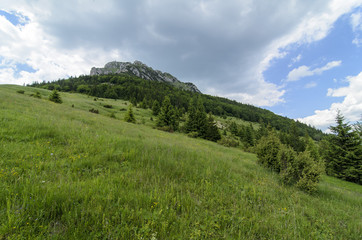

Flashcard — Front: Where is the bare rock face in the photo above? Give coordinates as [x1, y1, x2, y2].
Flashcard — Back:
[90, 61, 200, 93]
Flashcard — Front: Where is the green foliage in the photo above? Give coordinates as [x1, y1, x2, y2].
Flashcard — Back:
[89, 108, 99, 114]
[34, 91, 41, 99]
[324, 112, 362, 184]
[185, 98, 207, 137]
[229, 121, 239, 135]
[48, 90, 62, 103]
[76, 84, 90, 94]
[110, 112, 116, 119]
[217, 136, 239, 147]
[152, 100, 160, 116]
[204, 113, 221, 142]
[239, 124, 255, 147]
[139, 97, 149, 109]
[294, 151, 324, 193]
[257, 132, 324, 193]
[103, 104, 113, 108]
[256, 132, 282, 171]
[278, 145, 298, 184]
[16, 90, 25, 94]
[124, 104, 136, 123]
[157, 96, 178, 130]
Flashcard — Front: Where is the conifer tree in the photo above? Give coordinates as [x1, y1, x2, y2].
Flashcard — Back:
[185, 98, 198, 133]
[152, 100, 161, 116]
[124, 104, 136, 123]
[244, 124, 255, 147]
[157, 96, 178, 130]
[49, 90, 62, 103]
[185, 98, 209, 138]
[288, 121, 305, 152]
[204, 113, 221, 142]
[325, 111, 361, 184]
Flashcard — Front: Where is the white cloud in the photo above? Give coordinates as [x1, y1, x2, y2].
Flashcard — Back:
[288, 54, 302, 67]
[298, 71, 362, 130]
[287, 60, 341, 82]
[0, 0, 361, 108]
[350, 11, 362, 46]
[351, 12, 362, 31]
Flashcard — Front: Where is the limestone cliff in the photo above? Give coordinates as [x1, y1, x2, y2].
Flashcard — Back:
[90, 61, 200, 93]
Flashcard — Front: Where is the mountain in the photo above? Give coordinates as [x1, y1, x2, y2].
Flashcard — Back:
[90, 60, 200, 93]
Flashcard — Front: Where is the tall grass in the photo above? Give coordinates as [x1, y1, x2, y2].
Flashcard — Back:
[0, 85, 361, 239]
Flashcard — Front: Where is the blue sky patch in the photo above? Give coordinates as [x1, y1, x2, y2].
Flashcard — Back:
[264, 12, 362, 119]
[0, 9, 29, 26]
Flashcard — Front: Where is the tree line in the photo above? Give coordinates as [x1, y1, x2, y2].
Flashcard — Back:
[29, 73, 324, 140]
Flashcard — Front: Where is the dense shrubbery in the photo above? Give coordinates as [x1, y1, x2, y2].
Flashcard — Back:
[256, 131, 324, 193]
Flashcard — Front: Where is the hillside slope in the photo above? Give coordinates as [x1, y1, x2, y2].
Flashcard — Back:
[0, 85, 361, 239]
[30, 73, 324, 140]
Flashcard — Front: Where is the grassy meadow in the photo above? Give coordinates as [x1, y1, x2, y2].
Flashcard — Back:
[0, 85, 361, 239]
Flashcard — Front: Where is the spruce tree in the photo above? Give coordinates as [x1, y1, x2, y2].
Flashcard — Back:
[204, 113, 221, 142]
[157, 96, 178, 130]
[49, 90, 62, 103]
[152, 100, 161, 116]
[244, 124, 255, 147]
[325, 111, 362, 184]
[185, 98, 198, 133]
[124, 104, 136, 123]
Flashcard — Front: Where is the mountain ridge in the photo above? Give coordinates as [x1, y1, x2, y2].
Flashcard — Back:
[90, 60, 200, 93]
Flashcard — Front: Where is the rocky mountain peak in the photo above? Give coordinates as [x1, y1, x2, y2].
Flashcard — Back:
[90, 61, 200, 93]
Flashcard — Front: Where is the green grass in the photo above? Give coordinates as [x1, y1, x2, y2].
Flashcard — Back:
[1, 85, 361, 239]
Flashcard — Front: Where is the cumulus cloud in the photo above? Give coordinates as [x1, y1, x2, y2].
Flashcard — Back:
[298, 71, 362, 130]
[0, 0, 362, 107]
[287, 61, 342, 82]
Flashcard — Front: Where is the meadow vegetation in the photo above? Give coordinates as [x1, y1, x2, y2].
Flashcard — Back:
[0, 85, 361, 239]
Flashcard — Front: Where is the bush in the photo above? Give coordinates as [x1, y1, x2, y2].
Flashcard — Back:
[89, 108, 99, 114]
[34, 91, 41, 99]
[157, 126, 174, 133]
[278, 145, 298, 185]
[110, 112, 116, 119]
[187, 132, 199, 138]
[294, 152, 324, 193]
[103, 104, 113, 109]
[49, 90, 62, 103]
[256, 133, 323, 193]
[256, 133, 282, 171]
[217, 137, 239, 147]
[16, 90, 25, 94]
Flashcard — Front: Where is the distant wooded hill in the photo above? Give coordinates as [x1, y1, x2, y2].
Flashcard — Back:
[30, 73, 324, 140]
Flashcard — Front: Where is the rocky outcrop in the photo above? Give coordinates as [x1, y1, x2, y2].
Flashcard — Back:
[90, 61, 200, 93]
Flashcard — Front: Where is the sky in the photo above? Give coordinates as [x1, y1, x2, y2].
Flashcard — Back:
[1, 0, 362, 131]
